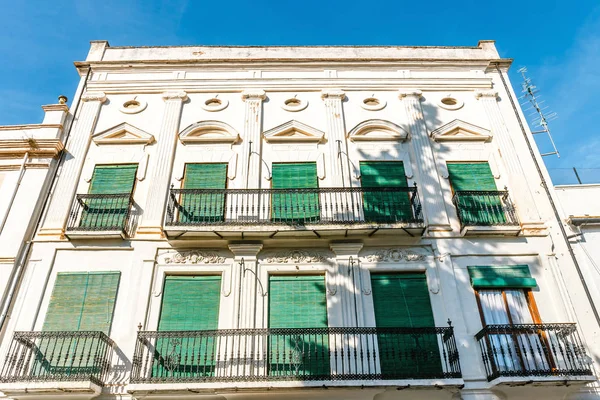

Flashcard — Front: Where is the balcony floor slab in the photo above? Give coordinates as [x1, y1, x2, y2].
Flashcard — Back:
[0, 380, 101, 399]
[461, 225, 521, 237]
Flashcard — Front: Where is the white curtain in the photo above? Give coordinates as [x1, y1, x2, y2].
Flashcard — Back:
[479, 290, 520, 372]
[506, 290, 552, 371]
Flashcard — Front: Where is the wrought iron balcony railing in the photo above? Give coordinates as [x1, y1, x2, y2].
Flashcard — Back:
[131, 326, 460, 383]
[475, 323, 592, 381]
[0, 331, 114, 387]
[66, 193, 134, 234]
[452, 190, 519, 227]
[165, 187, 423, 227]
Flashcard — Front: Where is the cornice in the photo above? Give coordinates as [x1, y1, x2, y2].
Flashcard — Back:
[475, 90, 499, 99]
[0, 139, 64, 157]
[0, 124, 63, 131]
[398, 90, 423, 99]
[321, 89, 346, 100]
[41, 104, 69, 112]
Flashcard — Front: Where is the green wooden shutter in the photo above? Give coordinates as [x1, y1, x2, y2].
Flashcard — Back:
[154, 275, 221, 379]
[360, 161, 411, 222]
[468, 265, 537, 288]
[81, 164, 137, 229]
[268, 275, 329, 378]
[271, 163, 320, 222]
[43, 272, 120, 334]
[179, 163, 227, 223]
[371, 273, 441, 377]
[447, 162, 506, 225]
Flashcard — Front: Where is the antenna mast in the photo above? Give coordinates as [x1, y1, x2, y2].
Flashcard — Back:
[518, 67, 560, 158]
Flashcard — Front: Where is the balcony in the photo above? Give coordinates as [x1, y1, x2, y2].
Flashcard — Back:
[475, 323, 594, 384]
[65, 194, 134, 239]
[128, 326, 461, 394]
[164, 187, 424, 239]
[0, 331, 114, 398]
[452, 190, 520, 236]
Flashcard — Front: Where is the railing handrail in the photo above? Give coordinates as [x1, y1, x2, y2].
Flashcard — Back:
[170, 187, 419, 194]
[453, 190, 509, 196]
[67, 192, 135, 234]
[475, 323, 577, 339]
[13, 330, 115, 346]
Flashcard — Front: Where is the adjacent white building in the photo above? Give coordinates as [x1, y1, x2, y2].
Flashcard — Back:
[0, 40, 599, 400]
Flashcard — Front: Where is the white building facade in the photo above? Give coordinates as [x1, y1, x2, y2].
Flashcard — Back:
[0, 40, 599, 400]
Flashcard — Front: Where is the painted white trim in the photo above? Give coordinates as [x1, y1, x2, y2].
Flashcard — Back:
[263, 120, 324, 143]
[348, 119, 409, 142]
[179, 120, 240, 144]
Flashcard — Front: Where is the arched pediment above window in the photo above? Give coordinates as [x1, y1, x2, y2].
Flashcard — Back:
[263, 120, 325, 143]
[179, 121, 240, 144]
[430, 119, 492, 142]
[347, 120, 409, 142]
[92, 123, 155, 145]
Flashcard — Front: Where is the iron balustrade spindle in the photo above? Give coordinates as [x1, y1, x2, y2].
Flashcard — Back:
[452, 190, 519, 228]
[66, 193, 134, 234]
[130, 326, 460, 383]
[0, 331, 114, 386]
[475, 323, 592, 381]
[165, 187, 423, 226]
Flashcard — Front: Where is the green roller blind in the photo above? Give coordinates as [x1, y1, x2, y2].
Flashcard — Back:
[371, 273, 440, 377]
[447, 162, 506, 225]
[158, 275, 221, 331]
[447, 162, 497, 191]
[179, 164, 227, 223]
[43, 272, 120, 334]
[360, 161, 411, 222]
[271, 163, 319, 222]
[268, 275, 329, 378]
[371, 273, 434, 328]
[468, 265, 537, 288]
[268, 275, 328, 328]
[89, 164, 138, 194]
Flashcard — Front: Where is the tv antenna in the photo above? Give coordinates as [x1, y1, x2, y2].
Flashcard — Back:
[518, 67, 560, 158]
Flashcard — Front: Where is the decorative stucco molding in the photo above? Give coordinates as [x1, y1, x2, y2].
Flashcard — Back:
[263, 250, 329, 264]
[162, 91, 188, 101]
[474, 90, 499, 99]
[92, 122, 155, 145]
[162, 250, 227, 264]
[430, 119, 492, 142]
[263, 120, 325, 143]
[364, 248, 427, 263]
[398, 90, 423, 99]
[241, 89, 267, 101]
[179, 120, 240, 144]
[347, 119, 409, 142]
[81, 91, 107, 103]
[321, 89, 346, 100]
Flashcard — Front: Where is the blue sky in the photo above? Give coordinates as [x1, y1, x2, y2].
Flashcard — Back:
[1, 1, 598, 183]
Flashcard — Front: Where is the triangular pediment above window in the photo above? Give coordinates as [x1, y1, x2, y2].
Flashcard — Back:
[430, 119, 492, 142]
[263, 120, 325, 143]
[179, 121, 240, 144]
[92, 123, 155, 145]
[347, 120, 409, 142]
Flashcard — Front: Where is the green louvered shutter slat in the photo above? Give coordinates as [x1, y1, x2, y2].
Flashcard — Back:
[371, 274, 441, 378]
[179, 164, 227, 223]
[268, 275, 329, 378]
[155, 276, 221, 379]
[447, 162, 506, 225]
[468, 265, 537, 288]
[360, 161, 411, 222]
[271, 163, 320, 223]
[81, 164, 137, 229]
[43, 274, 89, 332]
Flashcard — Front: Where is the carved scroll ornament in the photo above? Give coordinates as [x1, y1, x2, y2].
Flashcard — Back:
[163, 251, 226, 264]
[365, 249, 426, 263]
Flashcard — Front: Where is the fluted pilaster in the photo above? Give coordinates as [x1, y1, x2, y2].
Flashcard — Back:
[475, 90, 542, 227]
[229, 243, 264, 329]
[39, 92, 107, 237]
[241, 90, 266, 189]
[322, 90, 351, 187]
[138, 91, 187, 235]
[399, 90, 451, 231]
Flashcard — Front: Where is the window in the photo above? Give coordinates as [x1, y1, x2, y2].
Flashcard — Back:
[179, 163, 227, 223]
[360, 161, 412, 222]
[271, 162, 319, 223]
[268, 275, 329, 377]
[80, 164, 137, 229]
[447, 162, 506, 225]
[371, 273, 441, 377]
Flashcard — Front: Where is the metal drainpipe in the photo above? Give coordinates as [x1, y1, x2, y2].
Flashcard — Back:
[0, 152, 29, 235]
[494, 63, 600, 327]
[0, 67, 92, 333]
